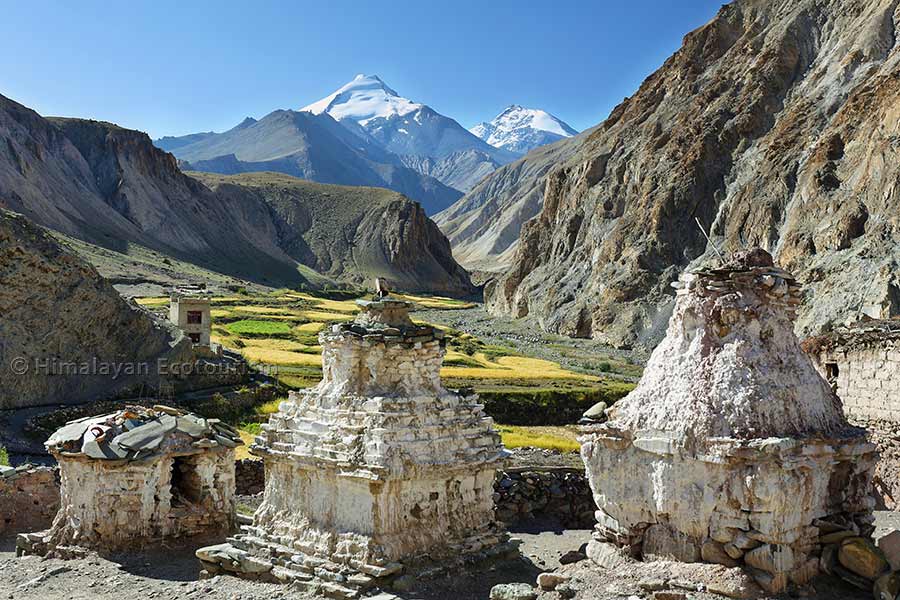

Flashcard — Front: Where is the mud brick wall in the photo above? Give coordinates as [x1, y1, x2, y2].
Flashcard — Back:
[0, 466, 59, 535]
[815, 344, 900, 422]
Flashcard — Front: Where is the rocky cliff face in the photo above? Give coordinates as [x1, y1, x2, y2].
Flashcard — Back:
[0, 94, 474, 296]
[434, 135, 585, 271]
[0, 210, 189, 409]
[488, 0, 900, 348]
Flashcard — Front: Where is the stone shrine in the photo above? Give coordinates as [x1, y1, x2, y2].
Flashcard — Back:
[197, 296, 511, 597]
[18, 405, 242, 557]
[579, 249, 878, 593]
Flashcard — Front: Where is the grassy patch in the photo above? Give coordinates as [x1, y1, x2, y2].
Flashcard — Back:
[441, 355, 598, 382]
[394, 293, 476, 310]
[135, 297, 169, 307]
[0, 446, 8, 466]
[496, 425, 580, 452]
[225, 319, 293, 337]
[235, 430, 258, 460]
[236, 502, 257, 516]
[241, 347, 322, 366]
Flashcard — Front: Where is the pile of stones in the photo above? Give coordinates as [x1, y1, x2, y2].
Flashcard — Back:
[820, 526, 900, 597]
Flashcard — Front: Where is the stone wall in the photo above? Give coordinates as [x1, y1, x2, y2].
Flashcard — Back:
[0, 466, 59, 536]
[494, 468, 594, 528]
[235, 459, 264, 496]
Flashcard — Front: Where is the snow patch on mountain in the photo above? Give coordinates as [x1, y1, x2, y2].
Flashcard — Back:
[471, 105, 578, 155]
[302, 74, 422, 125]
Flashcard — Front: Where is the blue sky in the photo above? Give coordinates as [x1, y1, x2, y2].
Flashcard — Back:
[1, 1, 724, 138]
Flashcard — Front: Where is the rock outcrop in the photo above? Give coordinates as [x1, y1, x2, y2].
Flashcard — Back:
[0, 210, 190, 409]
[0, 94, 474, 295]
[486, 0, 900, 348]
[434, 134, 585, 271]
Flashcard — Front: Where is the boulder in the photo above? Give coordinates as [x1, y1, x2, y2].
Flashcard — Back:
[743, 544, 796, 574]
[876, 571, 900, 600]
[838, 537, 889, 581]
[489, 583, 537, 600]
[559, 550, 586, 565]
[701, 539, 739, 568]
[879, 531, 900, 571]
[536, 572, 568, 591]
[581, 402, 608, 422]
[586, 540, 631, 569]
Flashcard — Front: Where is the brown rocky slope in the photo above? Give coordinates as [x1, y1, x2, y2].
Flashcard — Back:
[192, 172, 473, 296]
[0, 95, 473, 296]
[487, 0, 900, 348]
[0, 210, 190, 409]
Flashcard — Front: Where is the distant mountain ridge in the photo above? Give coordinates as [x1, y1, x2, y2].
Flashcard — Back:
[153, 107, 462, 215]
[471, 105, 578, 155]
[0, 93, 474, 296]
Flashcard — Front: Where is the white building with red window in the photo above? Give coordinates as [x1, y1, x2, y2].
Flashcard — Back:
[169, 285, 212, 347]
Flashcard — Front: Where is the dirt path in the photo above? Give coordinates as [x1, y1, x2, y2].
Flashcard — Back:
[4, 514, 896, 600]
[0, 525, 591, 600]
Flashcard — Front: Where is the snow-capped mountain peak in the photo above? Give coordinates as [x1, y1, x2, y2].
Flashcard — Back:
[471, 105, 578, 155]
[299, 74, 518, 192]
[301, 73, 423, 125]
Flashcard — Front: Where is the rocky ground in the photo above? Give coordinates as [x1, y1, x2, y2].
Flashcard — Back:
[4, 514, 900, 599]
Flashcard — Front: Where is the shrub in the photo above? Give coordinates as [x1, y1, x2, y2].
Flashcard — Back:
[240, 422, 263, 435]
[453, 337, 483, 356]
[0, 446, 8, 466]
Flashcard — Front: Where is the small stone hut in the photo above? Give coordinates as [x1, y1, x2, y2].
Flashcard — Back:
[580, 249, 878, 593]
[18, 405, 242, 557]
[197, 297, 511, 597]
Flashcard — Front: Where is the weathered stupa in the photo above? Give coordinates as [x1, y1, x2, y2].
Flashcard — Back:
[580, 249, 878, 593]
[197, 296, 511, 597]
[19, 405, 242, 557]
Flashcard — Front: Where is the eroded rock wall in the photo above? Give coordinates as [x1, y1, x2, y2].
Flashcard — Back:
[487, 0, 900, 348]
[0, 210, 191, 409]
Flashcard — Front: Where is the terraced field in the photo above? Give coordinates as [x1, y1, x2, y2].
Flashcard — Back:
[136, 290, 635, 451]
